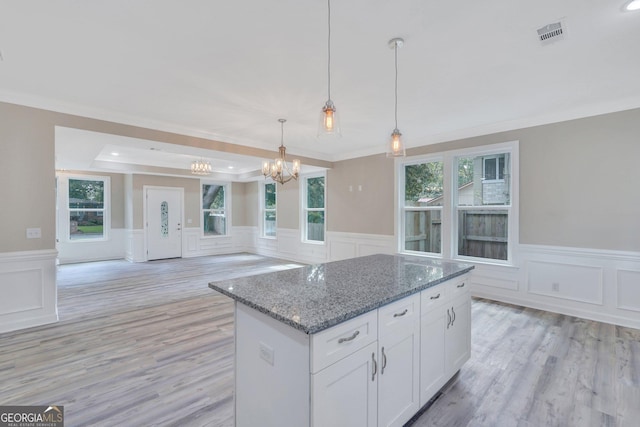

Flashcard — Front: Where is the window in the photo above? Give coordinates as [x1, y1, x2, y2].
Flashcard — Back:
[303, 174, 325, 242]
[401, 160, 444, 254]
[455, 152, 511, 261]
[397, 141, 518, 264]
[68, 177, 109, 241]
[262, 182, 277, 238]
[202, 183, 228, 236]
[482, 155, 506, 181]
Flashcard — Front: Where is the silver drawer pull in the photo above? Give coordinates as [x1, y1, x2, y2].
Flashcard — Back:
[393, 309, 408, 318]
[430, 293, 441, 300]
[338, 330, 360, 344]
[457, 283, 465, 288]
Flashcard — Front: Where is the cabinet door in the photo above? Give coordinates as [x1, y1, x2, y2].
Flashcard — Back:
[378, 294, 420, 427]
[378, 323, 420, 427]
[419, 308, 447, 407]
[445, 294, 471, 376]
[311, 341, 378, 427]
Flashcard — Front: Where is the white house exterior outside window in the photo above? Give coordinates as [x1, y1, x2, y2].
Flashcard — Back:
[397, 141, 518, 265]
[202, 182, 229, 236]
[302, 174, 326, 243]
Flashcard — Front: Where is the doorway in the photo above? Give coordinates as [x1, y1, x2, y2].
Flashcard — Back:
[145, 186, 184, 260]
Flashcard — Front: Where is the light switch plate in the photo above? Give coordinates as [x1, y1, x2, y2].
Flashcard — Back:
[26, 228, 42, 239]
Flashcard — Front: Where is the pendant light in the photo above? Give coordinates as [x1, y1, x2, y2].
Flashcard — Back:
[318, 0, 341, 138]
[387, 37, 406, 158]
[261, 119, 301, 185]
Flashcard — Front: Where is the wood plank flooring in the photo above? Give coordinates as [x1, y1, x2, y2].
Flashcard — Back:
[1, 254, 638, 426]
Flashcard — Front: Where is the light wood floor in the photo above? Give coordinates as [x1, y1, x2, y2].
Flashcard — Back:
[1, 254, 638, 427]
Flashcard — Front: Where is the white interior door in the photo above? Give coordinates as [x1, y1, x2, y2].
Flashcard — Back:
[146, 187, 183, 260]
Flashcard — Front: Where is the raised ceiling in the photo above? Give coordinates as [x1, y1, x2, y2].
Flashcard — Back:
[1, 0, 639, 175]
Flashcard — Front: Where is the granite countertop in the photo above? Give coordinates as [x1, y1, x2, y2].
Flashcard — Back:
[209, 254, 474, 334]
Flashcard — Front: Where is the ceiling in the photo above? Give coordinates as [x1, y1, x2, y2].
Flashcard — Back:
[1, 1, 639, 178]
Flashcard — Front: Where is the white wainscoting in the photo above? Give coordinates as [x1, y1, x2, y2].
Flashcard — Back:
[57, 228, 127, 264]
[181, 227, 234, 258]
[327, 231, 395, 261]
[0, 250, 58, 333]
[471, 244, 640, 330]
[125, 229, 145, 262]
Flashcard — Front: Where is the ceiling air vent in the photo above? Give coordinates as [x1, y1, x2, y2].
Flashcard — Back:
[537, 21, 565, 45]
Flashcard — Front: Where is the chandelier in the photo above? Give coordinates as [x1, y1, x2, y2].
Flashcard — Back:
[191, 159, 212, 175]
[262, 119, 301, 185]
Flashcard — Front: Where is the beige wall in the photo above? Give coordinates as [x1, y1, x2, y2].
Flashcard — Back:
[276, 179, 300, 230]
[232, 182, 257, 227]
[131, 175, 200, 229]
[2, 100, 639, 255]
[404, 108, 640, 252]
[243, 182, 259, 227]
[327, 154, 395, 235]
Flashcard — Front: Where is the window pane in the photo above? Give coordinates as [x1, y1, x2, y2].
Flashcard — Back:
[404, 210, 441, 253]
[265, 183, 276, 209]
[457, 210, 508, 260]
[307, 211, 324, 242]
[69, 179, 104, 209]
[404, 162, 444, 207]
[264, 211, 276, 237]
[457, 153, 510, 206]
[161, 201, 169, 238]
[203, 211, 226, 236]
[203, 184, 225, 209]
[307, 177, 325, 209]
[69, 211, 104, 240]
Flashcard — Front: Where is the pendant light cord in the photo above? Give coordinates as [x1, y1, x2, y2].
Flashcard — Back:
[327, 0, 331, 101]
[394, 42, 398, 130]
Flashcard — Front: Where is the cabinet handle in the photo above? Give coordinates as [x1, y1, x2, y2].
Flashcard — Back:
[447, 309, 451, 329]
[451, 306, 456, 325]
[393, 309, 408, 318]
[457, 282, 465, 288]
[338, 330, 360, 344]
[381, 347, 387, 375]
[372, 352, 377, 381]
[430, 293, 441, 300]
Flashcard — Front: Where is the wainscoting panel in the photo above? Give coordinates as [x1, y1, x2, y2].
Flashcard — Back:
[57, 228, 127, 264]
[617, 269, 640, 312]
[471, 244, 640, 330]
[0, 250, 58, 333]
[527, 260, 603, 305]
[327, 232, 395, 262]
[125, 229, 145, 262]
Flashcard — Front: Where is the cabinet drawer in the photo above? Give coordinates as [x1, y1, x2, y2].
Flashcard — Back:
[378, 293, 420, 335]
[311, 310, 377, 373]
[449, 276, 470, 299]
[420, 284, 448, 313]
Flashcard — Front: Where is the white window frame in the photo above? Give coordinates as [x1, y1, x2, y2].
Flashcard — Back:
[301, 172, 326, 244]
[396, 141, 519, 266]
[201, 181, 231, 238]
[58, 174, 111, 243]
[398, 156, 445, 257]
[260, 181, 277, 239]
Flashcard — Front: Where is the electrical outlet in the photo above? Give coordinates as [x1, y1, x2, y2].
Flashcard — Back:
[552, 282, 560, 292]
[259, 342, 274, 366]
[26, 228, 42, 239]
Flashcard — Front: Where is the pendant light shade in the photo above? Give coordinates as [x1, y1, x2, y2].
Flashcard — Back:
[387, 37, 406, 158]
[318, 0, 341, 138]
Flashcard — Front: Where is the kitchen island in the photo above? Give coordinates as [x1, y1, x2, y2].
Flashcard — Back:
[209, 254, 474, 427]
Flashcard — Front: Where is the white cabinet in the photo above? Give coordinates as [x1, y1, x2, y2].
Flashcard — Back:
[377, 294, 420, 427]
[312, 342, 378, 427]
[234, 274, 470, 427]
[419, 278, 471, 407]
